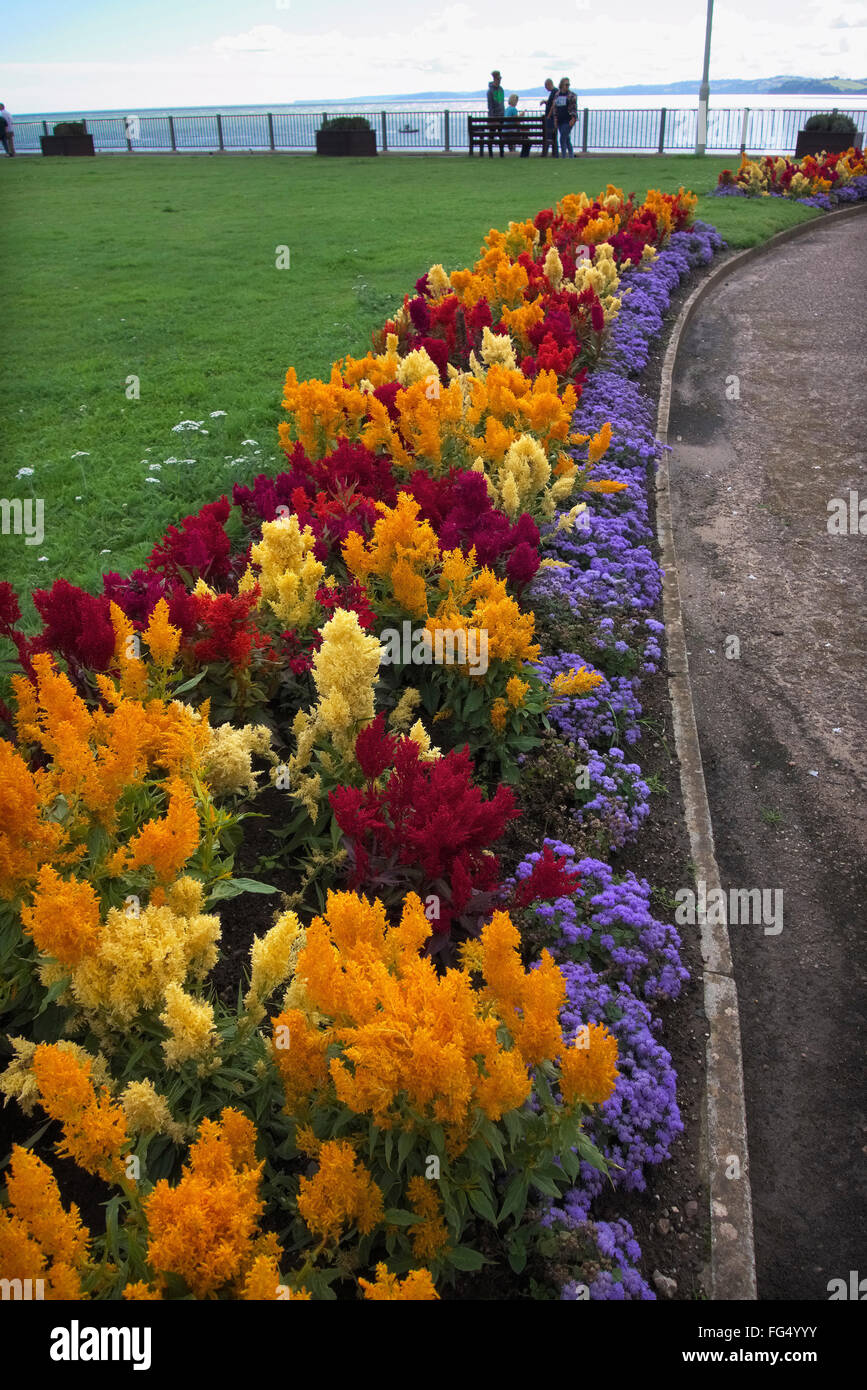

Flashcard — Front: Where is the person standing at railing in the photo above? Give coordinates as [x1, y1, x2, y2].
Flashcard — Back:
[540, 79, 557, 157]
[487, 71, 505, 122]
[553, 78, 578, 158]
[0, 105, 15, 157]
[503, 93, 520, 151]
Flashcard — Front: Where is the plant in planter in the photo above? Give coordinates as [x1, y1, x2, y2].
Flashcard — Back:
[315, 114, 377, 157]
[40, 119, 95, 156]
[795, 110, 861, 159]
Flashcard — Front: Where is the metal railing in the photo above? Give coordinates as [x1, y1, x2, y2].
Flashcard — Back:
[12, 107, 865, 156]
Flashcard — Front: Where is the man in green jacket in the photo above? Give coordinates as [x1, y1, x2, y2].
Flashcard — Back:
[487, 71, 505, 121]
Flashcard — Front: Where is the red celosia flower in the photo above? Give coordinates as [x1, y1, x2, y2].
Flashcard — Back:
[31, 579, 116, 673]
[329, 740, 519, 940]
[147, 498, 234, 585]
[512, 843, 581, 909]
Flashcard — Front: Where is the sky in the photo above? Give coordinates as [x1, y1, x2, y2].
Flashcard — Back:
[1, 0, 866, 113]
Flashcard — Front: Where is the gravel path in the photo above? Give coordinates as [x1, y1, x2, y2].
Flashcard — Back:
[668, 211, 867, 1300]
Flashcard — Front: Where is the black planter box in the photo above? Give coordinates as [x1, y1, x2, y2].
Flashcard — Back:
[315, 129, 377, 157]
[794, 130, 861, 160]
[40, 134, 95, 156]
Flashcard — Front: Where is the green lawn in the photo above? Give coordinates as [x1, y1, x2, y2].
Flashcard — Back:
[0, 154, 820, 611]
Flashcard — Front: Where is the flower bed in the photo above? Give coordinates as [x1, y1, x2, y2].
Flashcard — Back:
[0, 184, 723, 1301]
[715, 147, 867, 210]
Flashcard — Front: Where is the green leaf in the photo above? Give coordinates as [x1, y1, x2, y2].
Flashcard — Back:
[529, 1171, 563, 1197]
[498, 1172, 529, 1226]
[507, 1240, 528, 1275]
[467, 1185, 498, 1226]
[384, 1208, 420, 1227]
[36, 975, 70, 1015]
[206, 877, 279, 903]
[447, 1245, 486, 1271]
[171, 669, 208, 695]
[394, 1129, 414, 1167]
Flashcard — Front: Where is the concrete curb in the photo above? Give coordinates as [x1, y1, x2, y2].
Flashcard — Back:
[654, 202, 867, 1301]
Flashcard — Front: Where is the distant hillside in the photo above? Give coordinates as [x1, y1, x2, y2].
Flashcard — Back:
[322, 75, 867, 103]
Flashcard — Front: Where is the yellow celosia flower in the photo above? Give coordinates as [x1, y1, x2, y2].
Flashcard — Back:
[296, 1140, 384, 1244]
[310, 608, 382, 751]
[244, 909, 303, 1019]
[560, 1023, 619, 1106]
[388, 687, 421, 732]
[247, 514, 325, 629]
[0, 740, 68, 897]
[120, 1079, 185, 1142]
[203, 722, 272, 797]
[69, 888, 220, 1028]
[359, 1263, 439, 1300]
[405, 719, 440, 762]
[159, 982, 217, 1069]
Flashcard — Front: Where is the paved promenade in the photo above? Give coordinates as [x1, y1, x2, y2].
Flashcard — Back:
[669, 211, 867, 1299]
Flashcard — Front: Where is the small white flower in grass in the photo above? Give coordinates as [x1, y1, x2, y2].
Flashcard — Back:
[210, 410, 227, 418]
[38, 556, 49, 561]
[75, 496, 83, 501]
[100, 549, 111, 555]
[71, 451, 90, 458]
[149, 463, 162, 471]
[16, 468, 34, 478]
[145, 477, 161, 485]
[172, 420, 205, 432]
[241, 439, 258, 446]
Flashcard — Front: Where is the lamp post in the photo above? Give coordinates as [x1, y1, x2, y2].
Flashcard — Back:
[696, 0, 714, 155]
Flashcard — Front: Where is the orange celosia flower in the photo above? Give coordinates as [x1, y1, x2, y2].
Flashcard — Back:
[284, 892, 534, 1135]
[478, 910, 566, 1065]
[585, 479, 628, 494]
[549, 666, 604, 698]
[0, 740, 67, 897]
[143, 1109, 270, 1298]
[296, 1139, 384, 1244]
[143, 599, 181, 669]
[107, 777, 199, 883]
[560, 1023, 620, 1106]
[358, 1263, 439, 1301]
[31, 1044, 129, 1184]
[122, 1281, 163, 1300]
[0, 1146, 90, 1299]
[271, 1009, 331, 1113]
[406, 1176, 450, 1262]
[21, 864, 101, 968]
[491, 698, 508, 733]
[506, 676, 529, 708]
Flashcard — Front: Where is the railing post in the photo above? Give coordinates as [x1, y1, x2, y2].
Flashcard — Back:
[381, 111, 387, 152]
[444, 109, 450, 153]
[216, 113, 224, 151]
[169, 114, 176, 152]
[43, 120, 49, 137]
[658, 107, 666, 154]
[268, 112, 275, 151]
[740, 106, 749, 155]
[582, 107, 589, 153]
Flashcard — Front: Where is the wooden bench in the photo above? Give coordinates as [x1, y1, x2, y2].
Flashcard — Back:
[468, 115, 547, 158]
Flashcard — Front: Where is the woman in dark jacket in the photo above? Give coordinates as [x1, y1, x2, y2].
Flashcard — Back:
[553, 77, 578, 158]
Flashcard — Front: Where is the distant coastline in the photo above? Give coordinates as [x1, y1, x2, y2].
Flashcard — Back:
[17, 75, 867, 123]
